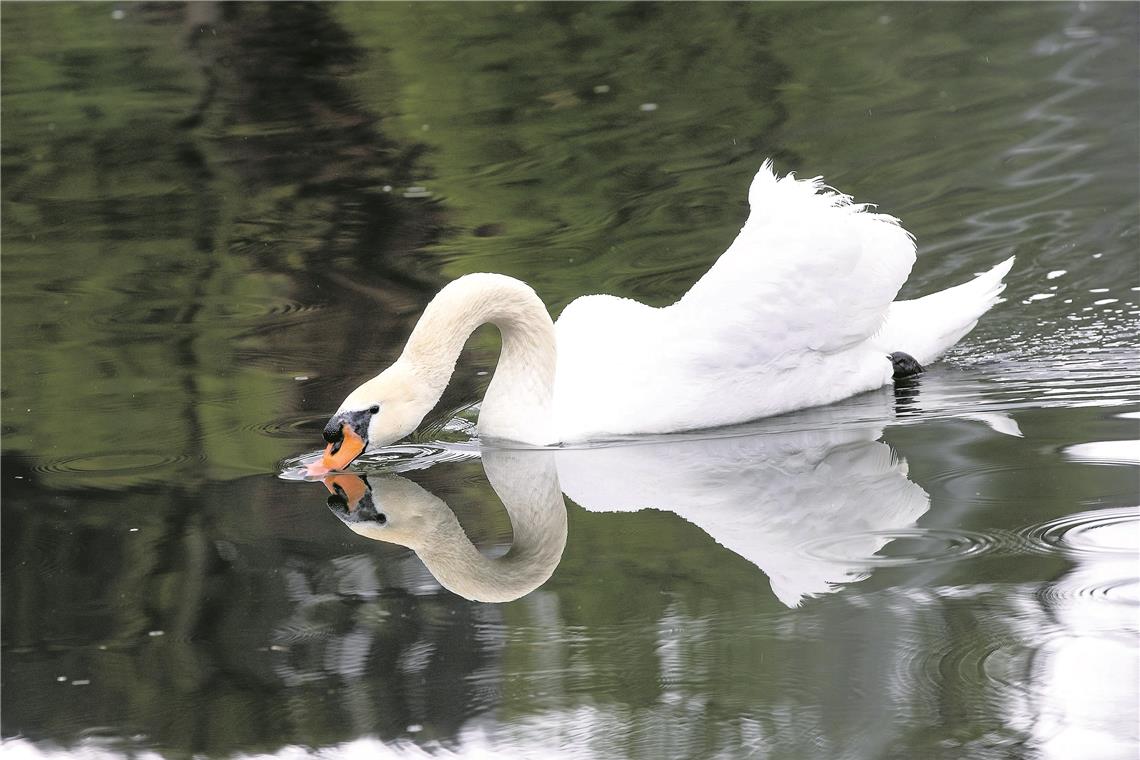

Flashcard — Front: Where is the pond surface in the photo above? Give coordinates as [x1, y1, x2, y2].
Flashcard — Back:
[2, 3, 1138, 759]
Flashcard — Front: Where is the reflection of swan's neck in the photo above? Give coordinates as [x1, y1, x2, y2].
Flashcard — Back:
[401, 273, 557, 445]
[352, 451, 566, 603]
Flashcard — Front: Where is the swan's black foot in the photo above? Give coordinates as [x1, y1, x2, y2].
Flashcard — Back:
[889, 351, 924, 379]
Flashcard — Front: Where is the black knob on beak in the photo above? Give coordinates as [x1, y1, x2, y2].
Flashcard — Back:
[323, 418, 344, 444]
[327, 483, 349, 511]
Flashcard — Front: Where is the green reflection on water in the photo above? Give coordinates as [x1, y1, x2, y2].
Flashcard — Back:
[2, 2, 1138, 759]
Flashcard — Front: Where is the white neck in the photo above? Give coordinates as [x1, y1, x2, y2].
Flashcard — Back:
[349, 451, 566, 602]
[400, 273, 557, 445]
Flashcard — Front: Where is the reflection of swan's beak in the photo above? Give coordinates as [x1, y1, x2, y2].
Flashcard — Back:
[307, 423, 366, 477]
[322, 474, 369, 512]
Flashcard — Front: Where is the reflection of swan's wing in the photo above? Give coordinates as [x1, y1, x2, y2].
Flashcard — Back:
[677, 162, 915, 360]
[720, 440, 928, 607]
[557, 424, 883, 511]
[557, 424, 929, 607]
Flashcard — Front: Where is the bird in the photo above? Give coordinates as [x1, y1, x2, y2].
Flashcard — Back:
[310, 160, 1014, 475]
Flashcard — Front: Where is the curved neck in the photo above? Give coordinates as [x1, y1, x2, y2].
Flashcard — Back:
[350, 452, 566, 603]
[401, 273, 557, 445]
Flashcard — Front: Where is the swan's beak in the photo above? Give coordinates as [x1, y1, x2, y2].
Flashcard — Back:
[322, 474, 368, 511]
[306, 423, 366, 477]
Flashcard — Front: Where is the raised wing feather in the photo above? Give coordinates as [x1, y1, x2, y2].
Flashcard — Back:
[675, 161, 916, 368]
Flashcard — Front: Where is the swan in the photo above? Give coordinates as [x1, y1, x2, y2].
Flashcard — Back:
[311, 161, 1014, 473]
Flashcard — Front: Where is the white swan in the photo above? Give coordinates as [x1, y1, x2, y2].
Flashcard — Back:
[312, 161, 1014, 472]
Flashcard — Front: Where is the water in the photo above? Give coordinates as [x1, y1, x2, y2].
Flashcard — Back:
[2, 3, 1137, 758]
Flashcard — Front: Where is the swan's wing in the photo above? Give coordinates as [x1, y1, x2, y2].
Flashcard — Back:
[675, 161, 916, 364]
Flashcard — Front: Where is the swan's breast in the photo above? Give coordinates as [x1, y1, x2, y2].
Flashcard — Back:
[553, 294, 677, 439]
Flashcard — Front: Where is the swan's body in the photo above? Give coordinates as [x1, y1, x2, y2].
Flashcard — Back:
[316, 162, 1013, 469]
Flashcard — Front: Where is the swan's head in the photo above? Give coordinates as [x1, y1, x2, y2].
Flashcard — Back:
[310, 362, 430, 474]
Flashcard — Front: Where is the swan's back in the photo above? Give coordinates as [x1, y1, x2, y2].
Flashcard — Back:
[553, 163, 917, 441]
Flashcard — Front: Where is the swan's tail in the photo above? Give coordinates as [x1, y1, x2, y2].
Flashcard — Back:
[871, 256, 1015, 366]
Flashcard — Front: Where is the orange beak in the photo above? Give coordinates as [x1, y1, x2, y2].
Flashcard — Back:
[321, 474, 368, 510]
[306, 423, 366, 477]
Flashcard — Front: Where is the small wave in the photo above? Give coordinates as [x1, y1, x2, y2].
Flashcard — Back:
[1019, 505, 1139, 558]
[796, 527, 1002, 567]
[94, 295, 325, 332]
[278, 441, 480, 481]
[1037, 573, 1139, 607]
[32, 451, 202, 482]
[244, 412, 329, 441]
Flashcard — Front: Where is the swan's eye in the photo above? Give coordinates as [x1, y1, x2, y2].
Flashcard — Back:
[369, 405, 380, 414]
[375, 513, 387, 525]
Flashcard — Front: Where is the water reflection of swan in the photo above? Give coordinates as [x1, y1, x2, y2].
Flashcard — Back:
[325, 450, 567, 603]
[321, 393, 932, 608]
[309, 162, 1014, 474]
[557, 404, 930, 607]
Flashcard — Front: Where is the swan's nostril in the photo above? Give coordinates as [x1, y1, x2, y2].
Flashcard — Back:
[323, 419, 344, 444]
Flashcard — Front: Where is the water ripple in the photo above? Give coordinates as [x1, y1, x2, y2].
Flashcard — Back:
[278, 441, 480, 481]
[796, 527, 1002, 567]
[1037, 573, 1139, 608]
[94, 294, 325, 332]
[1019, 506, 1140, 558]
[31, 451, 204, 486]
[244, 411, 328, 441]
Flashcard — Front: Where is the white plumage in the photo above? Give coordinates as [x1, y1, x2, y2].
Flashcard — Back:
[553, 161, 1013, 441]
[320, 161, 1014, 462]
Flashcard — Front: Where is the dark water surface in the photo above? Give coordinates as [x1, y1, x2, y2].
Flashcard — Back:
[3, 3, 1138, 759]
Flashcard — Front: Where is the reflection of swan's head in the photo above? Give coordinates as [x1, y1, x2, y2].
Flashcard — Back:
[324, 473, 440, 552]
[321, 452, 567, 603]
[311, 362, 432, 474]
